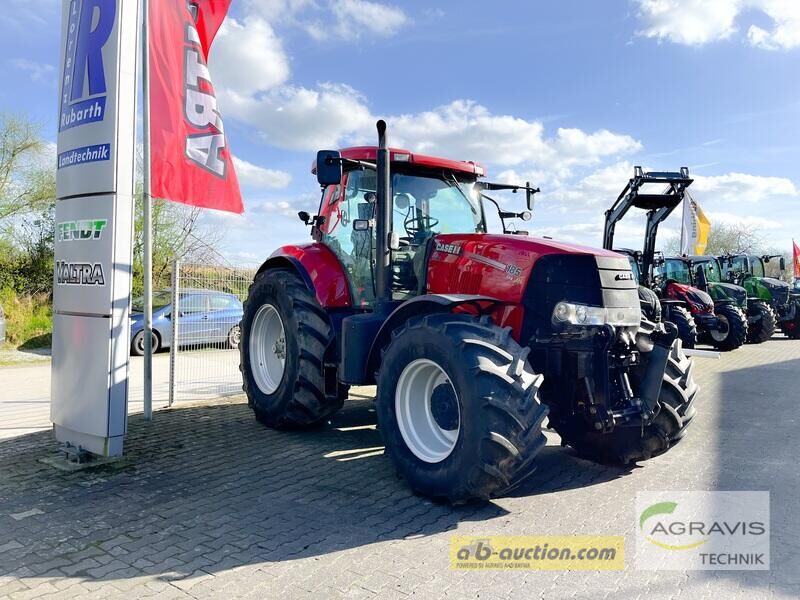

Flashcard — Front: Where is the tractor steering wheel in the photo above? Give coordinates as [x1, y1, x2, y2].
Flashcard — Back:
[403, 213, 440, 238]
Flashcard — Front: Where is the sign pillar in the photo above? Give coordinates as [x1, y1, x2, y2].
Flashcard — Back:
[52, 0, 140, 456]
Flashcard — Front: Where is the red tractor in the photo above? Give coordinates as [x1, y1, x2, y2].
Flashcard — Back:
[240, 121, 698, 503]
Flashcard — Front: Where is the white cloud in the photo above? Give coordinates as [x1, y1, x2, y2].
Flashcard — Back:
[245, 0, 409, 41]
[633, 0, 800, 49]
[746, 0, 800, 49]
[387, 101, 641, 176]
[233, 158, 292, 189]
[209, 18, 290, 95]
[223, 83, 373, 150]
[691, 172, 798, 202]
[634, 0, 741, 45]
[9, 59, 56, 84]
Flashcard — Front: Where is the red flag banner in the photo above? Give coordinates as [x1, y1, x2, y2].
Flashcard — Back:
[148, 0, 243, 213]
[793, 240, 800, 278]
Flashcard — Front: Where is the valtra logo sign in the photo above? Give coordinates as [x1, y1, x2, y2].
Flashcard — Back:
[59, 0, 115, 132]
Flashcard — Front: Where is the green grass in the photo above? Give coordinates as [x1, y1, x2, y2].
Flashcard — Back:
[0, 288, 52, 349]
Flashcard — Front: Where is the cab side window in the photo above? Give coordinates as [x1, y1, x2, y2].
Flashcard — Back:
[319, 171, 376, 306]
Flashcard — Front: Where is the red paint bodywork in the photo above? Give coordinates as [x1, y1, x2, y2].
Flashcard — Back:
[427, 234, 623, 336]
[269, 244, 352, 308]
[664, 281, 714, 315]
[312, 147, 486, 177]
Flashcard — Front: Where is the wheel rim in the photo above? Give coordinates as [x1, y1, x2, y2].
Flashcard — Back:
[710, 314, 729, 342]
[136, 332, 157, 352]
[395, 358, 460, 464]
[229, 325, 241, 348]
[250, 304, 286, 394]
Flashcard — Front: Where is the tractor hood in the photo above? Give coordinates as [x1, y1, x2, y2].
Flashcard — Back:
[707, 282, 747, 307]
[426, 234, 640, 339]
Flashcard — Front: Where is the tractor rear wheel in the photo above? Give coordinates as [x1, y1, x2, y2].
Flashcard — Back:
[665, 306, 696, 349]
[376, 313, 548, 504]
[746, 301, 776, 344]
[553, 338, 698, 464]
[240, 269, 342, 429]
[708, 304, 748, 351]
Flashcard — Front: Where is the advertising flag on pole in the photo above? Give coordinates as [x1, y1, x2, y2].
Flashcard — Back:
[793, 239, 800, 278]
[680, 191, 711, 255]
[147, 0, 243, 213]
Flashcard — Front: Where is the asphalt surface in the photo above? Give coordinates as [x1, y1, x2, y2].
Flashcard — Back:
[0, 338, 798, 599]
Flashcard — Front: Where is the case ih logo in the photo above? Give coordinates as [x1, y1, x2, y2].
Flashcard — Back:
[57, 219, 108, 242]
[56, 261, 106, 286]
[616, 272, 634, 281]
[183, 2, 228, 178]
[60, 0, 116, 132]
[435, 241, 462, 256]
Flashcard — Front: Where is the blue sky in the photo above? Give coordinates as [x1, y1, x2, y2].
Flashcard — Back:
[2, 0, 799, 265]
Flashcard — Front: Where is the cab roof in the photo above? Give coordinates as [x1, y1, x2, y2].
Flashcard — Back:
[311, 146, 486, 178]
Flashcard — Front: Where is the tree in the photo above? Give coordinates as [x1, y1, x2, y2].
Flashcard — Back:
[0, 115, 55, 223]
[661, 222, 764, 256]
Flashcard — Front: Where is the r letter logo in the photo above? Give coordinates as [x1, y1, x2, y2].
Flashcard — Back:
[60, 0, 116, 131]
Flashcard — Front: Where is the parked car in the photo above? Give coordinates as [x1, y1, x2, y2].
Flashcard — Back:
[129, 289, 243, 356]
[0, 302, 5, 343]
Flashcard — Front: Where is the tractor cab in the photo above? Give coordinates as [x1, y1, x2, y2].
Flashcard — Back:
[719, 253, 796, 337]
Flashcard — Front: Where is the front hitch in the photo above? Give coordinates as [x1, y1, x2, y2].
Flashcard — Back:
[637, 322, 678, 419]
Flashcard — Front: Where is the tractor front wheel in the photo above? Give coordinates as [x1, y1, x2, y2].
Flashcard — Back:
[376, 314, 548, 504]
[746, 301, 776, 344]
[665, 305, 697, 349]
[708, 304, 748, 351]
[780, 315, 800, 339]
[240, 269, 342, 429]
[553, 337, 698, 464]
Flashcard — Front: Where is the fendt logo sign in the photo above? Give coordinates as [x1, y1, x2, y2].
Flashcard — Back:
[57, 219, 108, 242]
[60, 0, 115, 132]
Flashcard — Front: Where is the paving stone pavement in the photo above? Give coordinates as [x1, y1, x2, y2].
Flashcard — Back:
[0, 338, 799, 599]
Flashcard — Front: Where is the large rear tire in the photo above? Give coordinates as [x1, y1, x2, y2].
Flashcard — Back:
[708, 304, 748, 351]
[376, 314, 548, 504]
[746, 301, 776, 344]
[665, 306, 697, 349]
[240, 269, 342, 429]
[553, 338, 698, 465]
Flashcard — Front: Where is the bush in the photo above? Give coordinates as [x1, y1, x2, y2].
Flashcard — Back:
[0, 288, 52, 349]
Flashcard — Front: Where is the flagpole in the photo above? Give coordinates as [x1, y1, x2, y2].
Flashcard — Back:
[141, 0, 153, 421]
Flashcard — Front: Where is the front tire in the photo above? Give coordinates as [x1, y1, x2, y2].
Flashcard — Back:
[746, 301, 776, 344]
[131, 330, 160, 356]
[240, 269, 342, 429]
[553, 337, 699, 464]
[376, 314, 548, 504]
[665, 305, 697, 349]
[709, 304, 748, 351]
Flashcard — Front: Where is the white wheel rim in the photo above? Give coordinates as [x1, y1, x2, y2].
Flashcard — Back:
[250, 304, 286, 394]
[710, 314, 729, 342]
[395, 358, 460, 463]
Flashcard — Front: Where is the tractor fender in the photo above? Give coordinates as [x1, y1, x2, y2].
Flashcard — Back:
[255, 243, 353, 308]
[367, 294, 501, 380]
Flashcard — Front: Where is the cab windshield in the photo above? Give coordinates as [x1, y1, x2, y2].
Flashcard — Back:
[663, 259, 691, 284]
[751, 257, 766, 278]
[697, 259, 721, 283]
[626, 255, 641, 283]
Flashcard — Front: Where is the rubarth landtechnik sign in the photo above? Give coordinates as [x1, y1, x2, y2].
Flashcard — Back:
[52, 0, 139, 456]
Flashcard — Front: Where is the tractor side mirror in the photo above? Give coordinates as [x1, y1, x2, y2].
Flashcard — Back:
[316, 150, 342, 185]
[780, 257, 786, 271]
[353, 219, 371, 231]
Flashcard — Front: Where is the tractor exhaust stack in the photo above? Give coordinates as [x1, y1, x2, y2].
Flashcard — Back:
[375, 120, 393, 304]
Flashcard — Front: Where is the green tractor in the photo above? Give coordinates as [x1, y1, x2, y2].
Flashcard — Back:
[683, 255, 776, 344]
[718, 254, 799, 339]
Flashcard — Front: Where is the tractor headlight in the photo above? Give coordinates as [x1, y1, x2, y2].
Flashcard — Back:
[552, 301, 641, 328]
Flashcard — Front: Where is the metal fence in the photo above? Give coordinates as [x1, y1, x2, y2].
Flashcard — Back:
[167, 260, 256, 405]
